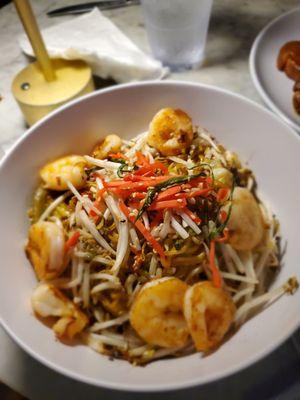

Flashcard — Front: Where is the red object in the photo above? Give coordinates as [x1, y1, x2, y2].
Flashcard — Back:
[123, 174, 173, 182]
[119, 200, 166, 260]
[150, 211, 164, 229]
[209, 240, 222, 288]
[128, 199, 142, 209]
[64, 231, 80, 253]
[108, 152, 128, 161]
[219, 210, 228, 223]
[129, 245, 141, 256]
[89, 198, 106, 217]
[97, 188, 107, 199]
[135, 151, 150, 167]
[217, 187, 230, 202]
[109, 188, 133, 199]
[135, 161, 168, 176]
[189, 176, 211, 187]
[156, 185, 182, 201]
[185, 188, 211, 198]
[215, 228, 229, 243]
[131, 192, 146, 200]
[106, 177, 172, 192]
[149, 198, 187, 211]
[182, 207, 201, 225]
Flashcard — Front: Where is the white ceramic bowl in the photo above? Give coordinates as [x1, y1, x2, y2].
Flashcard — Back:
[0, 82, 299, 392]
[249, 7, 300, 132]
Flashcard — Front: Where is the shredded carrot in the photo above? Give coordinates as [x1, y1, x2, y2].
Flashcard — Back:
[109, 188, 132, 199]
[150, 211, 163, 229]
[219, 210, 227, 223]
[96, 188, 106, 200]
[64, 231, 80, 253]
[129, 245, 141, 256]
[189, 176, 210, 187]
[182, 207, 201, 224]
[89, 198, 106, 218]
[149, 198, 187, 211]
[217, 187, 230, 202]
[123, 174, 174, 182]
[209, 240, 222, 288]
[131, 192, 146, 200]
[135, 161, 168, 176]
[135, 151, 150, 167]
[119, 200, 166, 260]
[108, 152, 128, 161]
[215, 228, 229, 243]
[185, 188, 211, 198]
[107, 177, 172, 191]
[128, 199, 141, 209]
[156, 185, 182, 201]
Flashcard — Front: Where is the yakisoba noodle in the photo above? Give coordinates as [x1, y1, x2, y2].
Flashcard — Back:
[25, 108, 298, 364]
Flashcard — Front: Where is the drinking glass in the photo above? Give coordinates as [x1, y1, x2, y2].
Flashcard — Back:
[141, 0, 213, 70]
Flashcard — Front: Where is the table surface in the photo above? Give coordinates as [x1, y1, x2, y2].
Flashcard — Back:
[1, 0, 300, 398]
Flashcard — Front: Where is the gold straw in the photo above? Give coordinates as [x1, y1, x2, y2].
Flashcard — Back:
[13, 0, 55, 82]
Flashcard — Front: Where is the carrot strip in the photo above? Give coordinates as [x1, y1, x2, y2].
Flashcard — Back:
[119, 200, 166, 260]
[215, 228, 229, 243]
[150, 211, 163, 229]
[107, 176, 171, 186]
[109, 188, 133, 199]
[209, 241, 222, 288]
[97, 188, 106, 199]
[189, 177, 210, 187]
[219, 210, 227, 223]
[135, 161, 168, 176]
[185, 188, 211, 198]
[128, 199, 141, 208]
[64, 231, 80, 253]
[182, 207, 201, 224]
[135, 151, 150, 167]
[108, 152, 128, 161]
[107, 177, 172, 191]
[129, 245, 141, 256]
[149, 198, 187, 211]
[89, 198, 106, 218]
[131, 192, 146, 200]
[124, 175, 173, 182]
[156, 185, 182, 201]
[217, 187, 230, 202]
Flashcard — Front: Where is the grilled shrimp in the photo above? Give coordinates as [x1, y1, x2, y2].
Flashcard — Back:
[147, 108, 194, 156]
[184, 281, 236, 352]
[40, 155, 87, 191]
[130, 277, 189, 348]
[225, 187, 264, 251]
[92, 134, 122, 159]
[26, 221, 65, 280]
[31, 283, 88, 339]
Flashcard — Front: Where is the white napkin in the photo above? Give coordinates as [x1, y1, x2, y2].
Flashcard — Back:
[19, 8, 168, 83]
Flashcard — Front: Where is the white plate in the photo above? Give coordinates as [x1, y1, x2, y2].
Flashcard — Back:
[249, 7, 300, 132]
[0, 82, 300, 392]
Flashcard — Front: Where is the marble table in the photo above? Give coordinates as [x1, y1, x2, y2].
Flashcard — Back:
[0, 0, 300, 398]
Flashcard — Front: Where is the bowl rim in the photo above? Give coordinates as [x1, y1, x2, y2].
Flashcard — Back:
[0, 80, 299, 392]
[249, 6, 300, 133]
